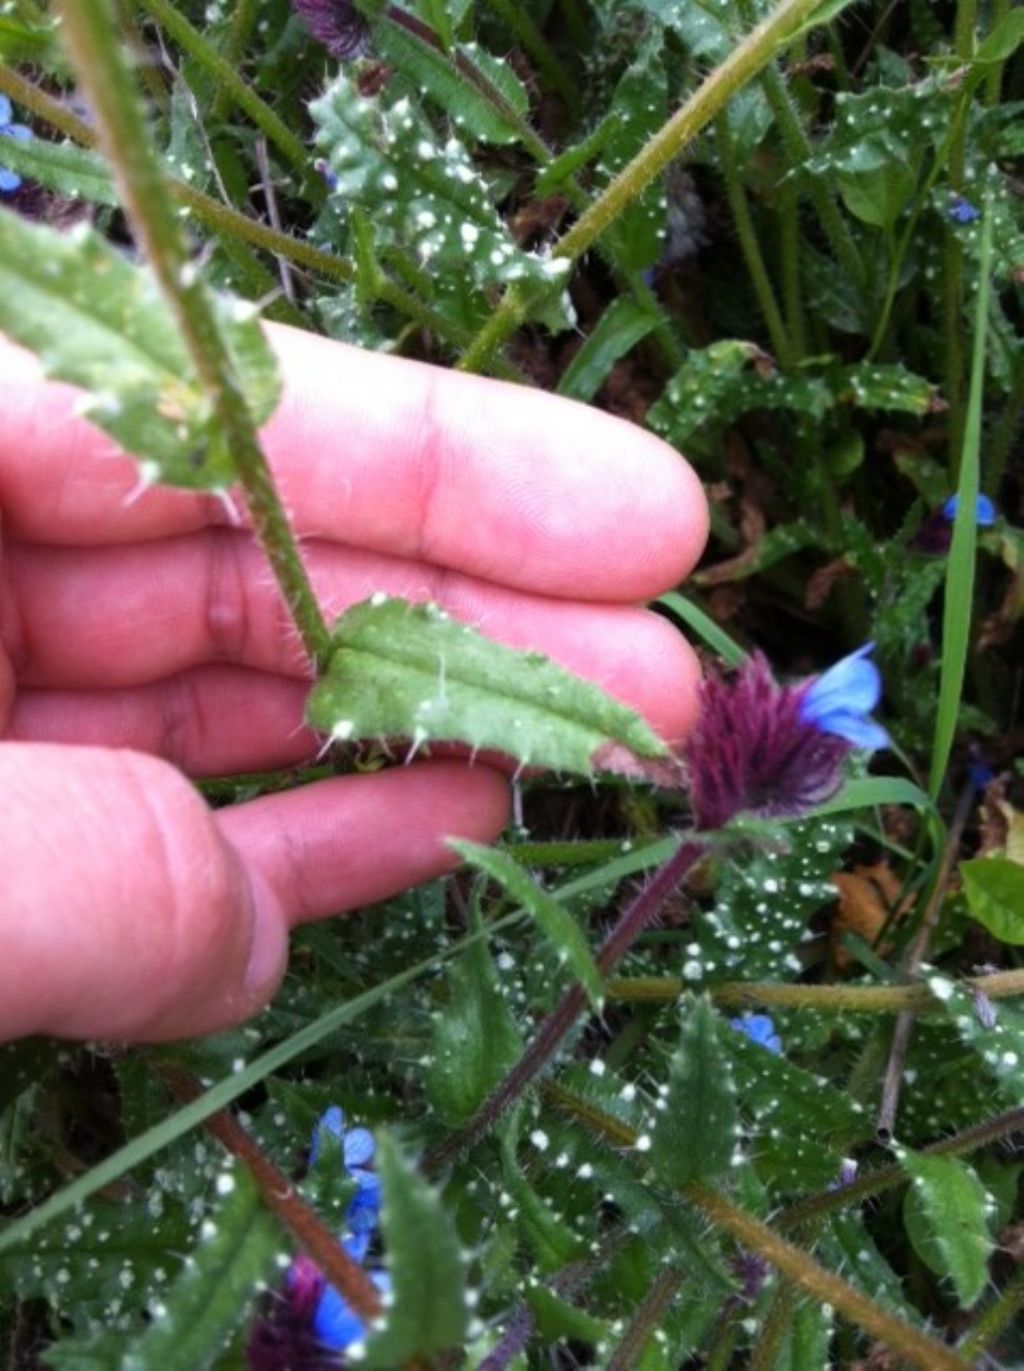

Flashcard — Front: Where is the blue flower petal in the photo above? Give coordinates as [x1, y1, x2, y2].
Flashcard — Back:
[348, 1170, 382, 1230]
[0, 94, 11, 126]
[801, 643, 881, 720]
[344, 1126, 376, 1168]
[942, 493, 996, 527]
[730, 1013, 783, 1055]
[809, 708, 890, 750]
[3, 124, 32, 142]
[0, 166, 21, 193]
[313, 1271, 391, 1352]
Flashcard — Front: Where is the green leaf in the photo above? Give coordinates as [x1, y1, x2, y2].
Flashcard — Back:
[116, 1168, 278, 1371]
[0, 136, 116, 204]
[0, 15, 60, 65]
[649, 998, 738, 1188]
[556, 297, 659, 402]
[306, 597, 673, 780]
[834, 361, 938, 415]
[901, 1150, 994, 1307]
[974, 10, 1024, 63]
[0, 211, 280, 491]
[364, 1134, 468, 1367]
[425, 911, 522, 1124]
[310, 71, 571, 300]
[598, 39, 668, 273]
[777, 1299, 834, 1370]
[452, 841, 604, 1007]
[655, 591, 747, 668]
[960, 856, 1024, 944]
[838, 161, 916, 229]
[375, 22, 530, 145]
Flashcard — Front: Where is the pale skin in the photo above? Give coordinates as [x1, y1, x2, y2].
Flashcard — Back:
[0, 324, 708, 1043]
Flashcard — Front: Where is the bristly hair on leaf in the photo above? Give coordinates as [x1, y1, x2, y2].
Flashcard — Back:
[683, 648, 886, 831]
[292, 0, 369, 59]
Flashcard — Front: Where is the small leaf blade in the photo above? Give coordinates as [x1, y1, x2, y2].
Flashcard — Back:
[960, 856, 1024, 945]
[306, 598, 673, 779]
[120, 1167, 280, 1371]
[364, 1134, 467, 1367]
[452, 840, 604, 1007]
[901, 1150, 994, 1308]
[649, 998, 738, 1188]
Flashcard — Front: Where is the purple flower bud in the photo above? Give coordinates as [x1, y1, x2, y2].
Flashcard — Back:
[292, 0, 369, 59]
[683, 648, 888, 831]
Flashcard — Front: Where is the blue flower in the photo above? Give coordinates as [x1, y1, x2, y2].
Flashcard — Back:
[730, 1013, 783, 1055]
[309, 1106, 380, 1259]
[799, 644, 889, 751]
[948, 195, 981, 225]
[0, 94, 32, 195]
[314, 1268, 392, 1351]
[942, 493, 996, 527]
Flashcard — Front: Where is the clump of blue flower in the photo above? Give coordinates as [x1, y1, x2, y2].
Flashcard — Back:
[307, 1106, 390, 1349]
[247, 1106, 388, 1368]
[0, 95, 32, 194]
[730, 1013, 783, 1055]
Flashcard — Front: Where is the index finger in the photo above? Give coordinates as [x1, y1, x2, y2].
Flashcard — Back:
[0, 324, 706, 602]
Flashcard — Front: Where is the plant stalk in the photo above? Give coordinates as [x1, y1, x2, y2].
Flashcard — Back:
[55, 0, 333, 670]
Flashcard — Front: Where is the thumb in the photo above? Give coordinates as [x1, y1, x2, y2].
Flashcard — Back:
[0, 743, 289, 1042]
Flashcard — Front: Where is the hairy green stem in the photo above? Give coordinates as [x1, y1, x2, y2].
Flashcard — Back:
[715, 113, 794, 365]
[686, 1183, 969, 1371]
[211, 0, 261, 122]
[458, 0, 833, 372]
[606, 1265, 683, 1371]
[132, 0, 313, 185]
[607, 965, 1024, 1012]
[748, 1284, 799, 1371]
[544, 1083, 971, 1371]
[56, 0, 332, 670]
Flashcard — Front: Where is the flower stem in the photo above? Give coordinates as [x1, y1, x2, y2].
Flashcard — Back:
[211, 0, 261, 122]
[715, 113, 794, 366]
[132, 0, 313, 186]
[456, 0, 833, 372]
[545, 1081, 971, 1371]
[424, 839, 705, 1174]
[156, 1062, 382, 1320]
[958, 1265, 1024, 1361]
[606, 1265, 683, 1371]
[685, 1183, 969, 1371]
[607, 966, 1024, 1013]
[55, 0, 332, 670]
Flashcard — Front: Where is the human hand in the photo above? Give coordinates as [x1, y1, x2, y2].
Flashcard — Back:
[0, 324, 707, 1043]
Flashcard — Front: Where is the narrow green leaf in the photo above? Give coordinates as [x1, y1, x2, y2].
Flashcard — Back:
[556, 297, 659, 402]
[930, 198, 993, 796]
[375, 22, 530, 145]
[452, 841, 604, 1007]
[813, 776, 935, 817]
[0, 210, 279, 491]
[960, 857, 1024, 945]
[425, 912, 522, 1123]
[306, 598, 674, 781]
[974, 10, 1024, 63]
[364, 1134, 467, 1367]
[649, 998, 738, 1188]
[901, 1150, 994, 1307]
[118, 1167, 279, 1370]
[655, 591, 747, 667]
[0, 135, 116, 203]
